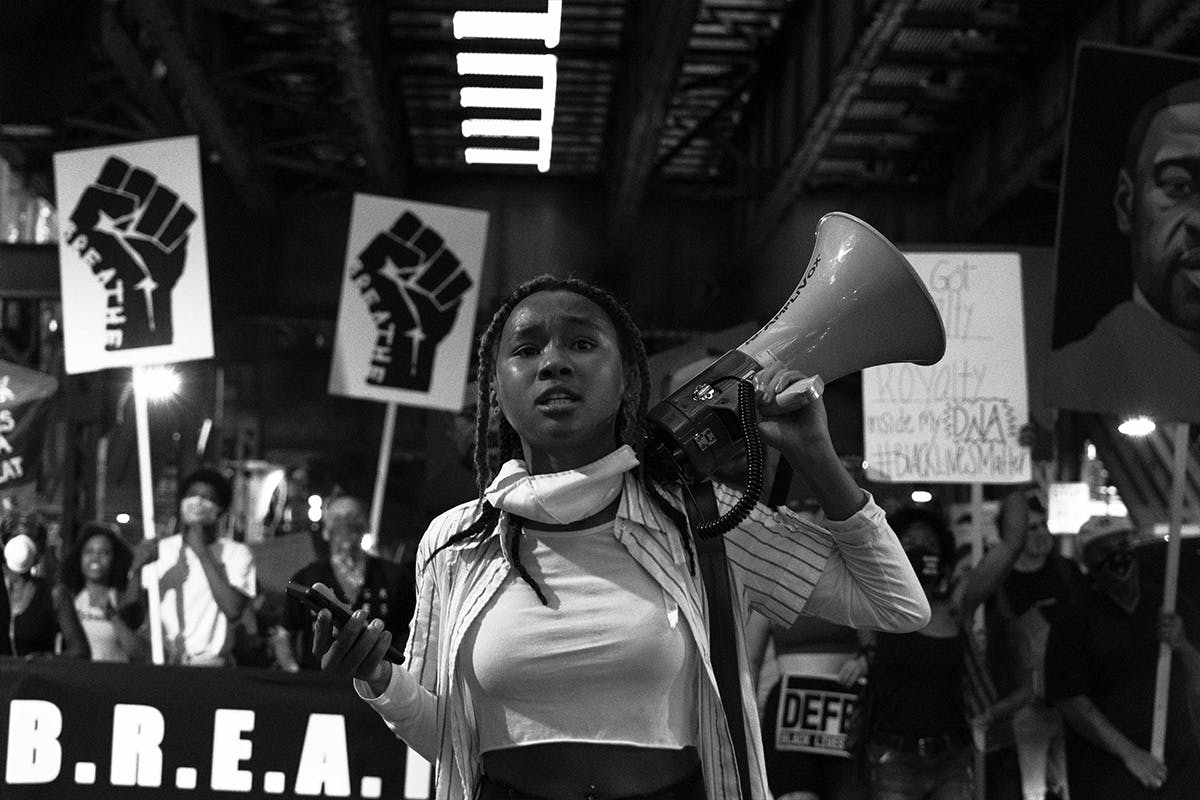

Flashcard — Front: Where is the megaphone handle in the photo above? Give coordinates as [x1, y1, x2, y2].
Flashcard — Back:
[774, 374, 825, 412]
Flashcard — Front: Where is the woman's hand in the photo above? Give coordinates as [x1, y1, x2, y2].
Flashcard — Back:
[309, 582, 393, 695]
[752, 360, 834, 460]
[753, 360, 865, 520]
[837, 653, 869, 687]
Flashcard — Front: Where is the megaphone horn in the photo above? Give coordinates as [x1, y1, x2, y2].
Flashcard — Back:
[647, 211, 947, 484]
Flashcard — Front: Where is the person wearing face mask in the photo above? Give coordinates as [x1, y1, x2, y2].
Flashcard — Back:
[273, 495, 414, 672]
[1045, 516, 1200, 800]
[3, 524, 90, 659]
[855, 497, 1029, 800]
[989, 489, 1086, 800]
[126, 467, 257, 666]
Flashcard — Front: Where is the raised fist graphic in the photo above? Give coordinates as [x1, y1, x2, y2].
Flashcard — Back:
[349, 211, 474, 391]
[63, 156, 196, 350]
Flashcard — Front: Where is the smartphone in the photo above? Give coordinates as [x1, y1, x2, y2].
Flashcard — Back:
[285, 581, 404, 664]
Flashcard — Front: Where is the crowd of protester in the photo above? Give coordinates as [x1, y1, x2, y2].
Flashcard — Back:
[0, 466, 413, 671]
[2, 466, 1198, 800]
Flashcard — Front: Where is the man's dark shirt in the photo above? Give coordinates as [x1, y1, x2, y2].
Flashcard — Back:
[1045, 581, 1200, 800]
[284, 556, 415, 671]
[1002, 556, 1085, 624]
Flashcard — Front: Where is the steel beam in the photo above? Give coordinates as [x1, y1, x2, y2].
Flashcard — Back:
[316, 0, 405, 193]
[127, 0, 275, 215]
[605, 0, 703, 246]
[745, 0, 916, 250]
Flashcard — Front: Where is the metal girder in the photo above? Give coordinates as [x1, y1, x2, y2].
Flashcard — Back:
[945, 0, 1200, 238]
[605, 0, 703, 245]
[316, 0, 405, 193]
[126, 0, 274, 216]
[100, 9, 185, 135]
[744, 0, 917, 250]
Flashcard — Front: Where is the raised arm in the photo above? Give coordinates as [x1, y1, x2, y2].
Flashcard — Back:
[951, 488, 1029, 620]
[746, 365, 929, 632]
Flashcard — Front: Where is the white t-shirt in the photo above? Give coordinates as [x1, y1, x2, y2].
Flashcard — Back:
[75, 588, 129, 662]
[142, 533, 256, 665]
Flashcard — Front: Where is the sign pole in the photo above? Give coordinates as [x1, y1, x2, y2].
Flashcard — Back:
[132, 366, 165, 665]
[969, 481, 988, 800]
[369, 402, 398, 543]
[1151, 422, 1189, 759]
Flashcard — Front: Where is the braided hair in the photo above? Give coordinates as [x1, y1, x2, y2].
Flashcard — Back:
[429, 275, 694, 603]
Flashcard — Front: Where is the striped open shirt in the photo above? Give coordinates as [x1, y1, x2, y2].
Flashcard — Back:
[358, 474, 929, 799]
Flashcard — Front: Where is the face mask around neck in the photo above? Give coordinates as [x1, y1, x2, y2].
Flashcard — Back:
[483, 445, 640, 525]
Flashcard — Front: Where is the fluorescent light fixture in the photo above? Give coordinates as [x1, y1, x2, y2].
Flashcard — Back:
[458, 53, 556, 172]
[459, 86, 547, 109]
[461, 119, 545, 138]
[452, 1, 562, 47]
[464, 147, 550, 172]
[1117, 416, 1156, 437]
[457, 52, 557, 79]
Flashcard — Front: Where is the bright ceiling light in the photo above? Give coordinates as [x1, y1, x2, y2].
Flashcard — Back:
[134, 366, 181, 402]
[116, 513, 131, 524]
[911, 490, 933, 503]
[457, 52, 557, 81]
[461, 119, 545, 138]
[452, 1, 562, 47]
[458, 53, 557, 173]
[1117, 416, 1156, 437]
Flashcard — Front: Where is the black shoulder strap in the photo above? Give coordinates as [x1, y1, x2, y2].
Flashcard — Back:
[685, 480, 753, 800]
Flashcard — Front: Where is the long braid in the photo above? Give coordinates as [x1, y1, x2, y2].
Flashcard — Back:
[426, 274, 700, 597]
[507, 517, 547, 605]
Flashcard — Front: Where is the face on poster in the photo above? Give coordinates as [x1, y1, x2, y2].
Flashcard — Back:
[328, 194, 488, 412]
[1048, 44, 1200, 423]
[862, 252, 1031, 485]
[54, 136, 213, 375]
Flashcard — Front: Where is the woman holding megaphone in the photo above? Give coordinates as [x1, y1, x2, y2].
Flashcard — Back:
[310, 274, 931, 800]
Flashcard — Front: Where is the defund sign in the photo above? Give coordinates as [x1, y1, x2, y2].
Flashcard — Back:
[453, 2, 561, 172]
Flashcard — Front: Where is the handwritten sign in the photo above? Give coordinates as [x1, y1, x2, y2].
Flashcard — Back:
[0, 361, 58, 491]
[862, 252, 1030, 484]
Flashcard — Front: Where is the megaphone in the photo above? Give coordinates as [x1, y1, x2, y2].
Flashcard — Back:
[647, 212, 946, 498]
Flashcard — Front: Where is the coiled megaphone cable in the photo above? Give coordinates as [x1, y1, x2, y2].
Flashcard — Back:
[681, 377, 765, 539]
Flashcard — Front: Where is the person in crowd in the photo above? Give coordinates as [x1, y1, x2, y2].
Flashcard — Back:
[857, 493, 1029, 800]
[126, 467, 256, 666]
[1049, 77, 1200, 423]
[60, 521, 145, 662]
[748, 608, 866, 800]
[3, 518, 90, 658]
[1046, 515, 1200, 799]
[307, 274, 930, 799]
[990, 488, 1085, 800]
[273, 495, 414, 672]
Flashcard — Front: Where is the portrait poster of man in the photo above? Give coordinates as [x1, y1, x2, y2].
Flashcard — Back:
[53, 136, 213, 375]
[328, 194, 488, 412]
[1048, 44, 1200, 423]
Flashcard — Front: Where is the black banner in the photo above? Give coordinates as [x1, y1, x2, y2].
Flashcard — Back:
[0, 359, 57, 490]
[0, 658, 428, 799]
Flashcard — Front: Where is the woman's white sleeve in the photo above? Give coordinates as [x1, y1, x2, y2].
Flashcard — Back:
[354, 665, 440, 761]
